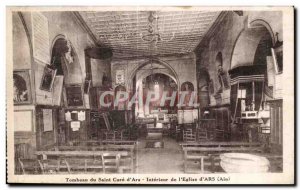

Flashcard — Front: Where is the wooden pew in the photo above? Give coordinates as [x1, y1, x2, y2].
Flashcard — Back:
[92, 140, 138, 173]
[181, 142, 264, 173]
[53, 144, 135, 151]
[41, 143, 137, 173]
[52, 144, 136, 173]
[181, 141, 263, 148]
[53, 140, 138, 173]
[35, 151, 128, 174]
[18, 158, 43, 175]
[101, 140, 137, 145]
[67, 140, 137, 146]
[102, 153, 120, 173]
[38, 159, 70, 174]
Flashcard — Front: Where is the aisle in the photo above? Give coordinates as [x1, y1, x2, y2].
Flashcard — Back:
[136, 137, 184, 174]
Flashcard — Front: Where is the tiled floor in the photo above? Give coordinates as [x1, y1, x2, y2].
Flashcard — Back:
[136, 137, 184, 174]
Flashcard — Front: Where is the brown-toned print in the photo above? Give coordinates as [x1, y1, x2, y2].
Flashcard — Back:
[6, 6, 294, 185]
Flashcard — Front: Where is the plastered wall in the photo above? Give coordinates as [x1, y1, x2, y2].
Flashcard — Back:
[19, 11, 95, 106]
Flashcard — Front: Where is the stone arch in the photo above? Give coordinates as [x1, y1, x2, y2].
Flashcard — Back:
[230, 21, 275, 69]
[128, 58, 179, 90]
[136, 65, 177, 86]
[181, 81, 194, 91]
[114, 85, 126, 93]
[50, 35, 83, 84]
[130, 60, 179, 117]
[228, 28, 245, 70]
[249, 19, 276, 46]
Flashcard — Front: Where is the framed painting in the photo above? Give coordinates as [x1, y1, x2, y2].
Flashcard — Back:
[40, 64, 57, 92]
[65, 84, 84, 108]
[13, 70, 32, 105]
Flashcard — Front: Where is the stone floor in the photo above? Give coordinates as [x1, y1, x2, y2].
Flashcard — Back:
[136, 137, 184, 174]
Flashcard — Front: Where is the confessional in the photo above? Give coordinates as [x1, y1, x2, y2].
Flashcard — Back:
[229, 65, 271, 143]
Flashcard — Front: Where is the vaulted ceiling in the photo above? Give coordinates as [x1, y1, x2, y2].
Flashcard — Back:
[77, 11, 221, 59]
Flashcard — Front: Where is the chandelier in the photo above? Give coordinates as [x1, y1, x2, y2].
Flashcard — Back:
[140, 11, 175, 47]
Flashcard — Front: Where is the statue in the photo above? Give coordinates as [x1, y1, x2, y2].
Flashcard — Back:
[64, 40, 74, 64]
[217, 64, 229, 93]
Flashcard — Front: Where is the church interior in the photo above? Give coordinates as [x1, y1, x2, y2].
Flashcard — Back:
[12, 9, 284, 174]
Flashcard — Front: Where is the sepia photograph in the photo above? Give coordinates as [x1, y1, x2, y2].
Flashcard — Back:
[6, 6, 294, 185]
[40, 65, 57, 92]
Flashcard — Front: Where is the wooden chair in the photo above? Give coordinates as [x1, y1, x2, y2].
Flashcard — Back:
[18, 158, 43, 175]
[169, 122, 176, 139]
[199, 119, 216, 140]
[102, 153, 121, 173]
[206, 127, 215, 141]
[183, 128, 196, 142]
[215, 129, 225, 141]
[39, 158, 70, 174]
[122, 130, 130, 140]
[175, 125, 182, 141]
[105, 131, 115, 141]
[114, 130, 123, 141]
[197, 128, 208, 141]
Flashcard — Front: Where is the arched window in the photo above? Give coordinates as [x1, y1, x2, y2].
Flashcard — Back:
[51, 38, 75, 76]
[181, 81, 194, 91]
[50, 37, 82, 84]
